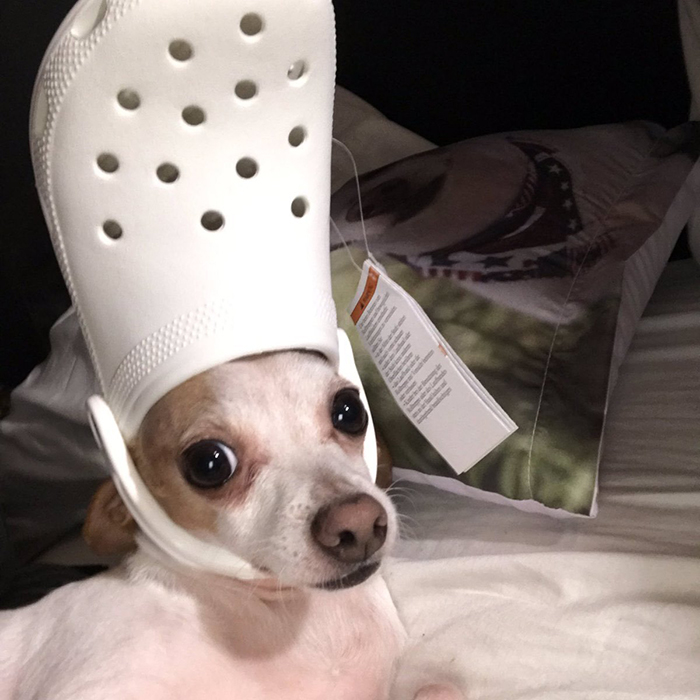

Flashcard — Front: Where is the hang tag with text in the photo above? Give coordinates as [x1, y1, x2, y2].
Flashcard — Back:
[348, 260, 517, 474]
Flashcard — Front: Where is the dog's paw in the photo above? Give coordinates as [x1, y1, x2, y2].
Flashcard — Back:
[413, 683, 465, 700]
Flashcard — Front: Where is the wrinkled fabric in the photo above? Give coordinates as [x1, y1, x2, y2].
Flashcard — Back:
[386, 260, 700, 699]
[0, 310, 105, 563]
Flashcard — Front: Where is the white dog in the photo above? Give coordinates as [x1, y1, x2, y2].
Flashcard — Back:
[0, 351, 463, 700]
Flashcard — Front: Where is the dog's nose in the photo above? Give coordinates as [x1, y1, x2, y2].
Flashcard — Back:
[311, 494, 388, 563]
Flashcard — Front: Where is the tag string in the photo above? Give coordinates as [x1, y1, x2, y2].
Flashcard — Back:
[332, 138, 381, 268]
[330, 216, 363, 273]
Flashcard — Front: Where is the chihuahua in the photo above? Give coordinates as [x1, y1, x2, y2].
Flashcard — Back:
[0, 351, 462, 700]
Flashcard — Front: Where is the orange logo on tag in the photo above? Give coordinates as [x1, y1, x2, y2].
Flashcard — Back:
[350, 266, 380, 324]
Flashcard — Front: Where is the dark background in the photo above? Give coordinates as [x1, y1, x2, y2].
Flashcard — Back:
[0, 0, 692, 390]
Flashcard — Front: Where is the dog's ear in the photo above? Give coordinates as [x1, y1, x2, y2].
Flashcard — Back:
[83, 479, 138, 555]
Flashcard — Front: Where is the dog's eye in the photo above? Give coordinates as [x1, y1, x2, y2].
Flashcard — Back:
[331, 389, 368, 436]
[181, 440, 237, 489]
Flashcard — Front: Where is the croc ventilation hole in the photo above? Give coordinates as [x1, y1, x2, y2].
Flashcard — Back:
[240, 13, 263, 37]
[235, 80, 257, 100]
[169, 39, 193, 62]
[182, 105, 206, 125]
[70, 0, 108, 39]
[288, 126, 306, 147]
[201, 211, 224, 231]
[97, 153, 119, 173]
[117, 89, 141, 110]
[287, 61, 307, 81]
[291, 197, 308, 218]
[157, 163, 179, 183]
[236, 158, 258, 178]
[103, 220, 123, 240]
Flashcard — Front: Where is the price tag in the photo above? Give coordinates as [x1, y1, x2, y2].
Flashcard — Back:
[349, 260, 517, 474]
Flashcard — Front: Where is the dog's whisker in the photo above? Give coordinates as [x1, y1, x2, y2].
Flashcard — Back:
[385, 484, 420, 503]
[387, 488, 421, 510]
[396, 519, 420, 543]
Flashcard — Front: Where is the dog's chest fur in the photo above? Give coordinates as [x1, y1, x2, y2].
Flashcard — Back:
[0, 557, 405, 700]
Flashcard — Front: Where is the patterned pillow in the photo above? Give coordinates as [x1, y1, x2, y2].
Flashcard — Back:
[330, 122, 699, 515]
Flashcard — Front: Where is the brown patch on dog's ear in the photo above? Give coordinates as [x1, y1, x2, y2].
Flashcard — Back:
[83, 479, 138, 556]
[375, 431, 393, 490]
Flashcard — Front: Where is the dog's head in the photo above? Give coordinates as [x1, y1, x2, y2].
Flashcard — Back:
[84, 351, 396, 590]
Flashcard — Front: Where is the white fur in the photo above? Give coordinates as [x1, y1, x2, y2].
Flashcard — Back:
[0, 553, 407, 700]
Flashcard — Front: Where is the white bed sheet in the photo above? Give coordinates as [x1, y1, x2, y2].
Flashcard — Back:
[386, 259, 700, 699]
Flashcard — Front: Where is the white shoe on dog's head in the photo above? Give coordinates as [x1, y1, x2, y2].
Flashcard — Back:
[31, 0, 377, 578]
